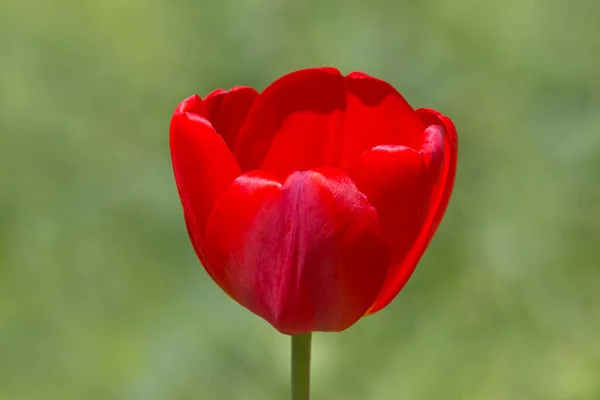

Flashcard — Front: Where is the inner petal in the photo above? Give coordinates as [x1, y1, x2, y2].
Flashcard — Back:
[204, 86, 259, 152]
[234, 68, 424, 179]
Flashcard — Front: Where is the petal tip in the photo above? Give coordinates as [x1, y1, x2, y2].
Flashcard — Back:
[175, 94, 204, 115]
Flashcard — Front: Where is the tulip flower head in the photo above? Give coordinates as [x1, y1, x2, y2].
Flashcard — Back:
[170, 67, 457, 335]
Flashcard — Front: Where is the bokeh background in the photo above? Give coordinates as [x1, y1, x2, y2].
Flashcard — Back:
[1, 0, 599, 399]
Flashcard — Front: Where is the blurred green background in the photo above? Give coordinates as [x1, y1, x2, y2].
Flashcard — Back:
[1, 0, 599, 398]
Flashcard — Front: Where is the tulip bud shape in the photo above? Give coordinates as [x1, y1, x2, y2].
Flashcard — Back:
[170, 68, 457, 334]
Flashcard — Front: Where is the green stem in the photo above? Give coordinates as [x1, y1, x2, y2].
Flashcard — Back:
[291, 333, 312, 400]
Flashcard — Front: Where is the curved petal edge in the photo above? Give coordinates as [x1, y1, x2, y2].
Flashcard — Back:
[367, 109, 458, 314]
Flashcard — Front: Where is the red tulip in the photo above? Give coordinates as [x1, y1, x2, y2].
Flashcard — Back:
[170, 67, 457, 335]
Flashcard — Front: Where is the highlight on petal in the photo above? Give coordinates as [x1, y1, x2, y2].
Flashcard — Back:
[234, 67, 424, 178]
[170, 95, 241, 270]
[366, 110, 457, 314]
[204, 167, 390, 334]
[204, 86, 259, 152]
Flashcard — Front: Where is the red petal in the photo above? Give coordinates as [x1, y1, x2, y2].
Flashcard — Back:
[173, 93, 209, 117]
[170, 95, 241, 272]
[341, 72, 424, 163]
[201, 171, 284, 298]
[204, 86, 259, 152]
[233, 68, 345, 174]
[366, 110, 458, 314]
[233, 68, 424, 178]
[204, 167, 390, 334]
[345, 145, 432, 268]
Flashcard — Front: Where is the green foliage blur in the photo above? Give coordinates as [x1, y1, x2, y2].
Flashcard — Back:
[1, 0, 599, 398]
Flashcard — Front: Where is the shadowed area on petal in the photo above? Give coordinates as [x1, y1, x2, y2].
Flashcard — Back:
[204, 167, 390, 334]
[234, 67, 425, 178]
[339, 72, 424, 165]
[204, 87, 259, 152]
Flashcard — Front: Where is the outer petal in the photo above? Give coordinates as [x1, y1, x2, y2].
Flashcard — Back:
[204, 86, 259, 152]
[345, 145, 433, 267]
[204, 167, 390, 334]
[233, 68, 424, 177]
[170, 95, 241, 274]
[366, 110, 458, 314]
